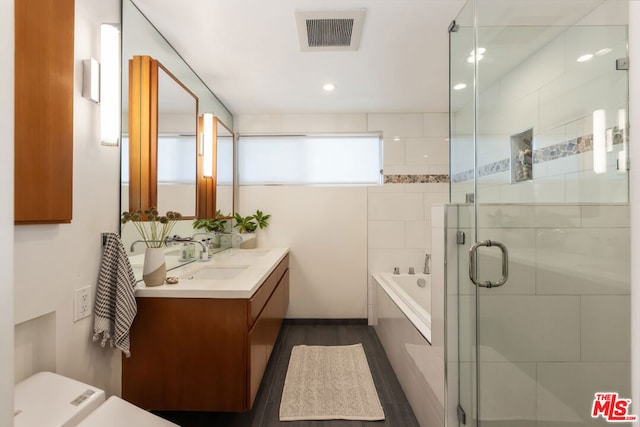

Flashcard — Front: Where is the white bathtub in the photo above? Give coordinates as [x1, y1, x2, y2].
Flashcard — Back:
[372, 272, 432, 343]
[372, 272, 442, 426]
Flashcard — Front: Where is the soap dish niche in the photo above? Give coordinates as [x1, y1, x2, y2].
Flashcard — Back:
[511, 128, 533, 183]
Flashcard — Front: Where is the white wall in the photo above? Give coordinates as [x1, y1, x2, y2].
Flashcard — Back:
[13, 0, 122, 397]
[236, 113, 449, 319]
[629, 1, 640, 425]
[236, 114, 369, 318]
[0, 0, 14, 424]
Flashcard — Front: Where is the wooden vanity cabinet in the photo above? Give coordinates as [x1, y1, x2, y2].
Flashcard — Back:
[122, 255, 289, 412]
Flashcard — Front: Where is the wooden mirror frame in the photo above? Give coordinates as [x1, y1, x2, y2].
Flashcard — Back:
[128, 55, 201, 217]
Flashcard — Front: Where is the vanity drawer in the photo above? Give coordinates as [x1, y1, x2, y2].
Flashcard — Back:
[248, 255, 289, 326]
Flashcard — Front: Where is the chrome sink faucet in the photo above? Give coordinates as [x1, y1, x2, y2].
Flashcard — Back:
[129, 240, 164, 252]
[424, 253, 431, 274]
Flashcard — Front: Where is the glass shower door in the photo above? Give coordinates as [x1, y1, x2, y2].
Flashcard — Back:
[450, 1, 631, 426]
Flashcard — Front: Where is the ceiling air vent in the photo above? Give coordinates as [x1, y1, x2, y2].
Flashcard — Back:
[295, 9, 366, 52]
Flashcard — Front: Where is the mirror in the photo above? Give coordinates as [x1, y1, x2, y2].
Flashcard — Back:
[121, 0, 235, 279]
[157, 66, 198, 216]
[123, 56, 199, 217]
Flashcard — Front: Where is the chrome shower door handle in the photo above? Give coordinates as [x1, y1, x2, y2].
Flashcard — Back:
[468, 240, 509, 288]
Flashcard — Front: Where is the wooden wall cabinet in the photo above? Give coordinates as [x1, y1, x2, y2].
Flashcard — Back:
[14, 0, 75, 224]
[122, 255, 289, 412]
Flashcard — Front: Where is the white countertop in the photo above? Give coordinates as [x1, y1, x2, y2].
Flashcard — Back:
[134, 247, 289, 299]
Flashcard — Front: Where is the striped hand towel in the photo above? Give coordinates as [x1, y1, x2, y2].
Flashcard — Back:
[92, 233, 138, 357]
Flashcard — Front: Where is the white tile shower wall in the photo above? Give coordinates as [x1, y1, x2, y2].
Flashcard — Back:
[367, 113, 449, 324]
[451, 24, 629, 204]
[13, 0, 122, 397]
[449, 203, 631, 425]
[628, 3, 640, 415]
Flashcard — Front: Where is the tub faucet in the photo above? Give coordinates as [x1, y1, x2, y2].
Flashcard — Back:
[423, 253, 431, 275]
[408, 267, 415, 275]
[393, 267, 400, 275]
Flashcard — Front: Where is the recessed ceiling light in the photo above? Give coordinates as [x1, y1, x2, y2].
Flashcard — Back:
[595, 48, 612, 56]
[469, 47, 486, 56]
[323, 83, 336, 92]
[467, 54, 484, 63]
[577, 54, 594, 63]
[453, 83, 467, 90]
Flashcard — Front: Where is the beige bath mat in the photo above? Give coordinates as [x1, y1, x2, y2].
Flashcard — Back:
[279, 343, 385, 421]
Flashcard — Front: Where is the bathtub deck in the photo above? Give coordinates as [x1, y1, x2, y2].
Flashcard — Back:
[154, 321, 420, 426]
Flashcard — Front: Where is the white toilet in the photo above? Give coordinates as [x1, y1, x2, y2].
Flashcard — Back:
[14, 372, 178, 427]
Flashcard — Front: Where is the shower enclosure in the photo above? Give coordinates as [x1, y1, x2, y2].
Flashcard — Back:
[447, 0, 631, 425]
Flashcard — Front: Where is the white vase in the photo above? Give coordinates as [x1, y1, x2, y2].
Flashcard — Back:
[142, 247, 166, 287]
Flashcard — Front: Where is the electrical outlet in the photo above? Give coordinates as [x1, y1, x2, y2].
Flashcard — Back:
[74, 286, 92, 322]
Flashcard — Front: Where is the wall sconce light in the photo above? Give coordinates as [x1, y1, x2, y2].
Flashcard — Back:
[82, 58, 100, 103]
[618, 108, 628, 172]
[593, 109, 606, 174]
[100, 23, 120, 146]
[203, 113, 214, 178]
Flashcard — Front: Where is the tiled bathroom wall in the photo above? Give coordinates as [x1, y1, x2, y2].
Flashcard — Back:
[451, 24, 629, 204]
[366, 113, 449, 323]
[447, 203, 631, 426]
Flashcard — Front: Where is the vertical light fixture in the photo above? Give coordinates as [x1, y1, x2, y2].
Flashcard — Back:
[100, 23, 120, 146]
[593, 109, 607, 174]
[203, 113, 214, 178]
[618, 108, 628, 172]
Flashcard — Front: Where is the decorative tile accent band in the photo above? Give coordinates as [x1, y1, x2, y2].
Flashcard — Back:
[452, 127, 624, 183]
[384, 174, 449, 184]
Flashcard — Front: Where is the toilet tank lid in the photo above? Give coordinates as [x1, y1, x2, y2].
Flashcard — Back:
[14, 371, 106, 427]
[77, 396, 180, 427]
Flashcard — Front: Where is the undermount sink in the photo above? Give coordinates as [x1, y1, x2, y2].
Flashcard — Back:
[184, 266, 248, 281]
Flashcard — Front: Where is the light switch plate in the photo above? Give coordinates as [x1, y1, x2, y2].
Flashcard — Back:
[74, 286, 92, 322]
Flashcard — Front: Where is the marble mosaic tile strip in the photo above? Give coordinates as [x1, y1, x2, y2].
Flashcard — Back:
[452, 170, 474, 183]
[384, 174, 449, 184]
[452, 127, 625, 183]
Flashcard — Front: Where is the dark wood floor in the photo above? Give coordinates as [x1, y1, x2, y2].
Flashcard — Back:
[154, 321, 420, 427]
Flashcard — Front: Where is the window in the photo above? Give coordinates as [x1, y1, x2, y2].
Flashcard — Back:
[238, 134, 382, 185]
[121, 135, 196, 185]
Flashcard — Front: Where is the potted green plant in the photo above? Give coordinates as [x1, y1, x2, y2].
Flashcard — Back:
[193, 210, 229, 233]
[232, 210, 271, 248]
